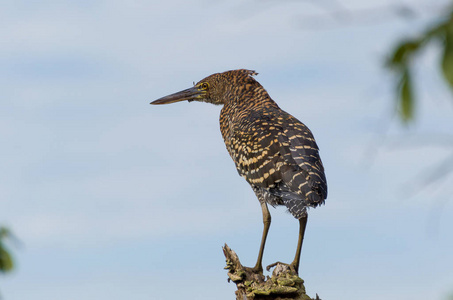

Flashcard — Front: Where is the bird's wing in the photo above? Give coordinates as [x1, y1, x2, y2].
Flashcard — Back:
[227, 108, 283, 187]
[229, 108, 327, 204]
[277, 115, 328, 202]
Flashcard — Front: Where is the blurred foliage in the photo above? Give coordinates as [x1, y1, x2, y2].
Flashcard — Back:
[0, 227, 14, 274]
[387, 10, 453, 123]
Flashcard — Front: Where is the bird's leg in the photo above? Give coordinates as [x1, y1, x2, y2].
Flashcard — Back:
[266, 215, 308, 274]
[252, 200, 271, 273]
[291, 215, 308, 274]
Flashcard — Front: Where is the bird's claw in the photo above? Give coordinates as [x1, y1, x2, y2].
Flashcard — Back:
[266, 262, 281, 272]
[266, 261, 297, 274]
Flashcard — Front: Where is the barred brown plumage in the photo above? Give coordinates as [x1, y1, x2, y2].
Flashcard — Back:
[151, 69, 327, 274]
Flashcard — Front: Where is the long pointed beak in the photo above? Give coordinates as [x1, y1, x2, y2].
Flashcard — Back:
[150, 86, 203, 105]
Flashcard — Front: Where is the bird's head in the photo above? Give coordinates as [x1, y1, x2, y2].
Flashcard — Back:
[151, 69, 259, 106]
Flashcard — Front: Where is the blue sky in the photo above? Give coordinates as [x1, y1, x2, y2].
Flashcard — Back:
[1, 1, 453, 299]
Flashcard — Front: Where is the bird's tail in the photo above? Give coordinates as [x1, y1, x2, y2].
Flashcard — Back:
[278, 171, 326, 219]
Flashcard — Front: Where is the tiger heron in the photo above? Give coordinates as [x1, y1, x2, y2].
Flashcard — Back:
[151, 69, 327, 274]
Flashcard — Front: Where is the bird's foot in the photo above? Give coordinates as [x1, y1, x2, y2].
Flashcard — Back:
[266, 261, 298, 275]
[248, 265, 263, 274]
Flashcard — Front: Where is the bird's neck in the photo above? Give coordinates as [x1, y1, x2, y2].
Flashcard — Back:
[223, 85, 278, 111]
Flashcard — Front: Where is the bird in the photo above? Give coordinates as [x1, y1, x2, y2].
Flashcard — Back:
[151, 69, 327, 274]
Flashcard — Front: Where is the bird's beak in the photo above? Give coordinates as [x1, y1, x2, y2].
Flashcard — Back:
[150, 86, 204, 105]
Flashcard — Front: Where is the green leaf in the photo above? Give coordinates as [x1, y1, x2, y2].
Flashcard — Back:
[386, 10, 453, 124]
[0, 227, 15, 273]
[387, 19, 448, 71]
[0, 246, 14, 273]
[441, 19, 453, 88]
[398, 69, 415, 122]
[387, 40, 421, 69]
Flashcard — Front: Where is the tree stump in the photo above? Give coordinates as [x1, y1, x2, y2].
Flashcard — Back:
[223, 244, 320, 300]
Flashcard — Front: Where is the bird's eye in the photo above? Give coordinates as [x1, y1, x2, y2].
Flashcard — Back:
[201, 82, 209, 90]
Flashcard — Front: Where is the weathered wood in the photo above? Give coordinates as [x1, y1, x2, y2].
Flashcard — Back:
[223, 244, 320, 300]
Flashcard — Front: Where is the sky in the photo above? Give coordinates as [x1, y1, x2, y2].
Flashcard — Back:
[1, 0, 453, 299]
